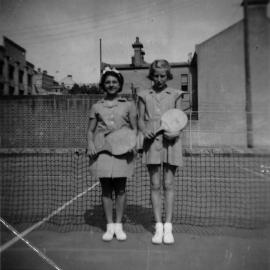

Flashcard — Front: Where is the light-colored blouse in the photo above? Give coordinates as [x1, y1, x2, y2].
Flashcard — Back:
[138, 87, 184, 167]
[89, 97, 136, 178]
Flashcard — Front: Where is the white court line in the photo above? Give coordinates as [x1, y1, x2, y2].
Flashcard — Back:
[178, 176, 268, 182]
[0, 181, 99, 253]
[234, 163, 270, 179]
[0, 218, 63, 270]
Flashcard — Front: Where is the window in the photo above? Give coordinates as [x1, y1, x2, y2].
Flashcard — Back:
[8, 65, 14, 80]
[0, 61, 3, 76]
[19, 70, 24, 83]
[28, 74, 32, 86]
[0, 83, 4, 95]
[9, 86, 14, 95]
[181, 74, 188, 91]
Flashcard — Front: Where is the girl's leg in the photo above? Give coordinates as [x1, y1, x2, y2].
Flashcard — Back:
[148, 165, 162, 223]
[163, 164, 177, 223]
[113, 178, 127, 223]
[113, 177, 127, 241]
[163, 164, 177, 244]
[100, 178, 114, 224]
[148, 165, 163, 244]
[100, 178, 114, 241]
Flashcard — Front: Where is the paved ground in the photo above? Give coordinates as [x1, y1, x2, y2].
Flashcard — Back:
[1, 226, 269, 270]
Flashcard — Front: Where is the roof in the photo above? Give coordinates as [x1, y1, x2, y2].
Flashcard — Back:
[241, 0, 269, 6]
[3, 36, 26, 53]
[101, 61, 189, 71]
[26, 61, 35, 68]
[195, 22, 241, 49]
[196, 0, 270, 49]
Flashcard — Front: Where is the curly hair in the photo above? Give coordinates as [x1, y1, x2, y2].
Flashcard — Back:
[99, 67, 124, 93]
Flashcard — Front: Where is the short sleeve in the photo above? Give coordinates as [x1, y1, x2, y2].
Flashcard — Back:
[172, 89, 184, 100]
[89, 103, 98, 119]
[172, 89, 183, 106]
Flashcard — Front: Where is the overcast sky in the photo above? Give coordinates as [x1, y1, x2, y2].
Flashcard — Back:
[0, 0, 269, 83]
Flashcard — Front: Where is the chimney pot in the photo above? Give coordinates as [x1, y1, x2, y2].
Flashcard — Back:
[241, 0, 269, 6]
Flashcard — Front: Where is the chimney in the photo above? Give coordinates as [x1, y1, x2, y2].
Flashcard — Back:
[241, 0, 269, 17]
[132, 37, 145, 67]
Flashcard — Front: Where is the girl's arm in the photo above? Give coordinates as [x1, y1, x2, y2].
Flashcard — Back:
[87, 117, 97, 157]
[138, 98, 155, 139]
[128, 101, 137, 132]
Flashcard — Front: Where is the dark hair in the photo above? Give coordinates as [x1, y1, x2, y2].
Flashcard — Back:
[99, 69, 124, 93]
[147, 59, 173, 81]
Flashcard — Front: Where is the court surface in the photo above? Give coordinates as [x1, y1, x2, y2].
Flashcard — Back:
[1, 148, 270, 270]
[1, 226, 269, 270]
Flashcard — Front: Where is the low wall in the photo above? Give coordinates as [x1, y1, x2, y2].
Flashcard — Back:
[0, 95, 254, 148]
[0, 95, 195, 148]
[0, 95, 103, 148]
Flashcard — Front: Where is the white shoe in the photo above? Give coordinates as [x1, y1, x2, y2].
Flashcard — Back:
[114, 223, 127, 241]
[102, 223, 115, 241]
[163, 222, 174, 244]
[152, 222, 163, 244]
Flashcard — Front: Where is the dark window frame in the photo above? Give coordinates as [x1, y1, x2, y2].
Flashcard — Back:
[19, 69, 24, 83]
[181, 74, 188, 91]
[8, 65, 14, 80]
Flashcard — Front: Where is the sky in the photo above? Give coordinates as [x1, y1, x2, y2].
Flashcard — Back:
[0, 0, 269, 84]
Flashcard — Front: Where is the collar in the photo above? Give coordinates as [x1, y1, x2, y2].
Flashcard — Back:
[149, 88, 172, 95]
[98, 97, 127, 108]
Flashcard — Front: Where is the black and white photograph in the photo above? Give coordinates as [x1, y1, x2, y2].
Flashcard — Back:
[0, 0, 270, 269]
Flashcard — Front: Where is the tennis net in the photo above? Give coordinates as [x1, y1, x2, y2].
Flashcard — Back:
[1, 147, 270, 231]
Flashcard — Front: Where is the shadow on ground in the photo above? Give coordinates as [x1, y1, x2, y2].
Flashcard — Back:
[84, 204, 153, 233]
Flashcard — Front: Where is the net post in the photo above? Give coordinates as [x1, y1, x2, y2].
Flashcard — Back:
[189, 107, 192, 150]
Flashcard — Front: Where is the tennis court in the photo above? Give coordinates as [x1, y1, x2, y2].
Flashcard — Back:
[1, 226, 269, 270]
[1, 148, 270, 270]
[1, 148, 270, 228]
[1, 97, 270, 270]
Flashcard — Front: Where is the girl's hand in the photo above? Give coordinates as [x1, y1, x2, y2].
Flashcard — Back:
[87, 141, 97, 158]
[128, 147, 137, 156]
[143, 127, 155, 139]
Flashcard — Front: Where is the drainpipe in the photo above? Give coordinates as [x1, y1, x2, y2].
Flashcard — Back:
[243, 0, 253, 148]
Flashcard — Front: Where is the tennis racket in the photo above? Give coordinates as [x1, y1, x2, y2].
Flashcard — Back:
[94, 127, 137, 156]
[155, 109, 188, 136]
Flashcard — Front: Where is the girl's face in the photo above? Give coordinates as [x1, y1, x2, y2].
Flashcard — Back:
[152, 68, 168, 90]
[103, 75, 121, 96]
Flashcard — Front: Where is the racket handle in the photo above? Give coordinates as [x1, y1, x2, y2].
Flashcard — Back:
[155, 126, 165, 136]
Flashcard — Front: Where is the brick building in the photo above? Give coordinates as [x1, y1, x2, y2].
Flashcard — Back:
[0, 36, 62, 95]
[33, 68, 55, 92]
[102, 37, 196, 113]
[0, 36, 35, 95]
[191, 0, 270, 146]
